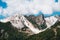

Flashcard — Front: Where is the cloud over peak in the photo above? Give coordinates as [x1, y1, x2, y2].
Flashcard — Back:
[0, 0, 60, 17]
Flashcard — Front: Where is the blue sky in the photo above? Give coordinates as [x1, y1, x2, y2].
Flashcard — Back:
[0, 0, 7, 19]
[0, 0, 7, 8]
[0, 0, 60, 19]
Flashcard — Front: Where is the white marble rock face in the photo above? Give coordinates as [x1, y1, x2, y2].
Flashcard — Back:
[10, 14, 25, 29]
[45, 16, 58, 28]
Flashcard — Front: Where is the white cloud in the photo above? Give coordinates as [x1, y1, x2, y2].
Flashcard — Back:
[0, 7, 3, 15]
[0, 0, 60, 17]
[52, 2, 60, 11]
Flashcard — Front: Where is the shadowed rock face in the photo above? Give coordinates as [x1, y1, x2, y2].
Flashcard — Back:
[35, 14, 47, 29]
[25, 14, 47, 30]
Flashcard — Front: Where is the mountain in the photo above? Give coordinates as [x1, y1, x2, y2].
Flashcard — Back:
[0, 14, 60, 40]
[0, 14, 59, 35]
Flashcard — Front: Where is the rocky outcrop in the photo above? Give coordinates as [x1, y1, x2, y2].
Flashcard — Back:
[26, 14, 47, 30]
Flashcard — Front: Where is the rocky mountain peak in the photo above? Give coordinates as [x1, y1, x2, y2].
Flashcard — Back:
[0, 14, 59, 35]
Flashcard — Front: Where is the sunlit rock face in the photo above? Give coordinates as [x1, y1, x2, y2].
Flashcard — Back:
[10, 14, 25, 29]
[8, 14, 34, 35]
[4, 14, 35, 35]
[0, 18, 33, 36]
[55, 15, 60, 21]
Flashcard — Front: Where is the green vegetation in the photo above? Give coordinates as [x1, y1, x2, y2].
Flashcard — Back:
[0, 21, 60, 40]
[56, 28, 60, 40]
[0, 22, 27, 40]
[26, 29, 55, 40]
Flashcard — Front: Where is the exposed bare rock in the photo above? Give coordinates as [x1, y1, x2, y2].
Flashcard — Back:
[25, 14, 47, 30]
[0, 14, 59, 35]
